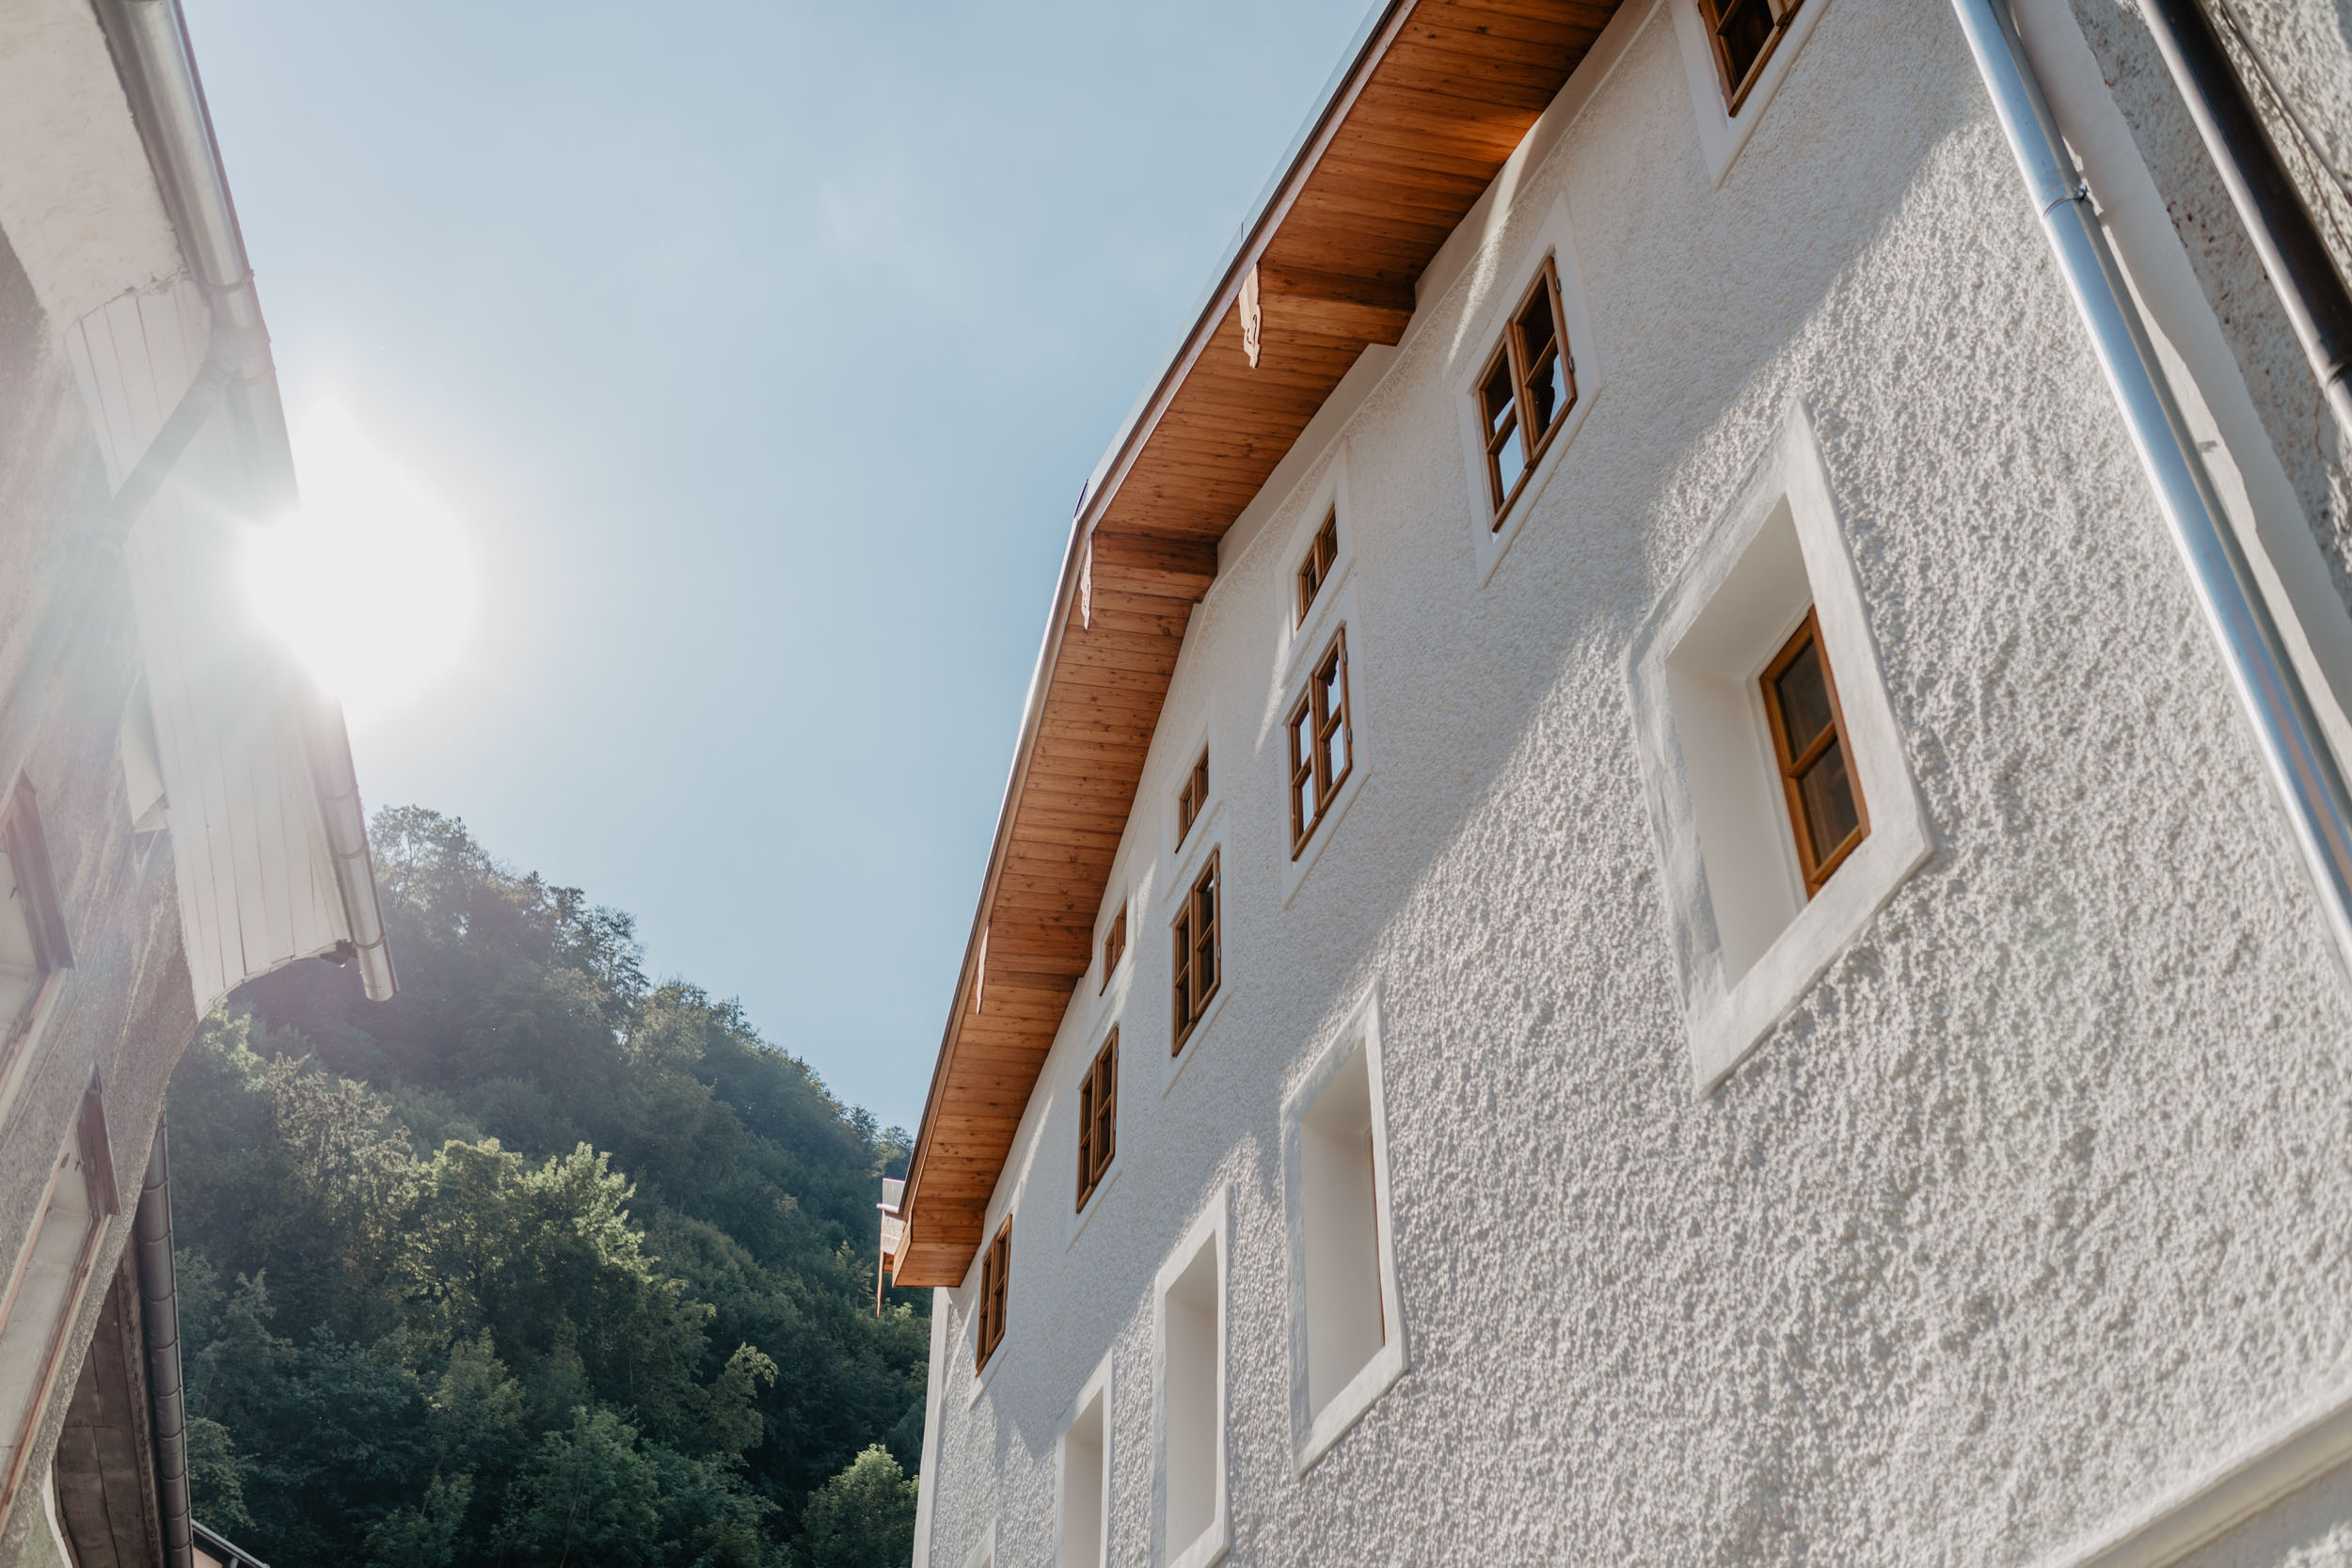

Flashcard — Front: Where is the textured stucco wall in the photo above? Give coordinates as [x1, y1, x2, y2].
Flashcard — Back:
[918, 1, 2352, 1565]
[0, 176, 201, 1566]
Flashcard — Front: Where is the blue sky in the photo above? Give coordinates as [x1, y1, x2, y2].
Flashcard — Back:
[188, 0, 1375, 1131]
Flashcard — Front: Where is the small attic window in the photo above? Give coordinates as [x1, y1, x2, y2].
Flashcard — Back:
[0, 784, 71, 1051]
[1700, 0, 1804, 112]
[1177, 749, 1210, 845]
[1295, 512, 1339, 626]
[1101, 905, 1127, 993]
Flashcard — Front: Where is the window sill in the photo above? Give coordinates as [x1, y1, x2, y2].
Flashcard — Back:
[1282, 762, 1370, 909]
[1066, 1162, 1122, 1251]
[1163, 982, 1231, 1098]
[1294, 1338, 1408, 1477]
[966, 1338, 1008, 1410]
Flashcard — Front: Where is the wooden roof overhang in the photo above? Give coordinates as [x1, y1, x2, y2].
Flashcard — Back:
[891, 0, 1626, 1289]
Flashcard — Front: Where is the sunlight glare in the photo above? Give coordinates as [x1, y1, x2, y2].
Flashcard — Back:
[247, 404, 478, 729]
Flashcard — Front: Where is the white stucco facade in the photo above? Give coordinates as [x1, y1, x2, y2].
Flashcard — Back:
[911, 2, 2352, 1565]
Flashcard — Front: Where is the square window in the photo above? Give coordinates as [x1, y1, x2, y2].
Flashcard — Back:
[0, 783, 73, 1113]
[1170, 852, 1220, 1053]
[1699, 0, 1804, 113]
[1287, 630, 1355, 857]
[1626, 405, 1931, 1092]
[1056, 1360, 1112, 1568]
[1295, 512, 1340, 626]
[0, 1085, 114, 1521]
[1472, 258, 1577, 524]
[1101, 904, 1127, 993]
[975, 1217, 1011, 1373]
[1076, 1030, 1118, 1210]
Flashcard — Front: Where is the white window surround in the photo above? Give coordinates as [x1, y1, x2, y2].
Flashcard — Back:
[1164, 705, 1219, 874]
[1626, 401, 1931, 1095]
[1067, 1029, 1124, 1250]
[1162, 953, 1231, 1100]
[1279, 581, 1374, 909]
[1152, 1187, 1231, 1568]
[1276, 454, 1357, 685]
[1449, 194, 1602, 588]
[1055, 1351, 1114, 1568]
[1281, 987, 1407, 1476]
[964, 1209, 1014, 1408]
[959, 1520, 997, 1568]
[1670, 0, 1833, 186]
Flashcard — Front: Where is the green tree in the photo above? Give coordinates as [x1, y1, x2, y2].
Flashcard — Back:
[793, 1446, 918, 1568]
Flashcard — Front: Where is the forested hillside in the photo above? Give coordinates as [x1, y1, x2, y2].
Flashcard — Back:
[166, 807, 928, 1567]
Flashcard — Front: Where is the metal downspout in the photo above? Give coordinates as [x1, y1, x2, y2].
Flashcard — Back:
[2136, 0, 2352, 441]
[135, 1123, 192, 1568]
[1948, 0, 2352, 974]
[97, 0, 395, 1002]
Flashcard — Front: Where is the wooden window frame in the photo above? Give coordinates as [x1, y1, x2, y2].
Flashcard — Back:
[976, 1216, 1012, 1373]
[1472, 256, 1578, 524]
[1286, 629, 1355, 858]
[1100, 904, 1127, 994]
[1176, 748, 1211, 846]
[1170, 851, 1220, 1053]
[1295, 511, 1340, 626]
[0, 1081, 115, 1522]
[1697, 0, 1804, 114]
[1076, 1029, 1119, 1210]
[1758, 608, 1869, 897]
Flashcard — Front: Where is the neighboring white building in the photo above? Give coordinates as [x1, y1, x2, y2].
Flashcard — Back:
[0, 0, 394, 1562]
[890, 1, 2352, 1564]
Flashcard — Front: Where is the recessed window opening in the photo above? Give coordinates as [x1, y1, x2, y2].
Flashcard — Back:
[0, 784, 70, 1049]
[1177, 750, 1210, 845]
[1701, 0, 1804, 111]
[1299, 1043, 1384, 1418]
[1161, 1231, 1221, 1560]
[1288, 630, 1354, 856]
[1473, 257, 1577, 522]
[1295, 512, 1339, 626]
[976, 1217, 1011, 1373]
[1057, 1382, 1108, 1568]
[1760, 610, 1868, 895]
[0, 1088, 113, 1518]
[1101, 905, 1127, 993]
[1171, 852, 1219, 1053]
[1076, 1030, 1118, 1210]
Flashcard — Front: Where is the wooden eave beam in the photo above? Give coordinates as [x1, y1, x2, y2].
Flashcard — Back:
[891, 0, 1625, 1289]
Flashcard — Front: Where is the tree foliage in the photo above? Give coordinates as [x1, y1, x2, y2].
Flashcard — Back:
[170, 807, 929, 1567]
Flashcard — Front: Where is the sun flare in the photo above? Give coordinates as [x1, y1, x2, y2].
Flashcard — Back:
[246, 403, 478, 730]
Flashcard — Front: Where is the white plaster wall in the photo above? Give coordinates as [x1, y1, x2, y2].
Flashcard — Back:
[919, 1, 2352, 1563]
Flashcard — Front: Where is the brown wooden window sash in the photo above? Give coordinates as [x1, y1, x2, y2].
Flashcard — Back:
[1076, 1029, 1118, 1210]
[1177, 748, 1211, 845]
[1758, 608, 1868, 897]
[1698, 0, 1804, 114]
[976, 1216, 1012, 1372]
[1171, 850, 1220, 1053]
[1473, 256, 1577, 525]
[1101, 905, 1127, 994]
[1287, 628, 1355, 857]
[1295, 511, 1340, 626]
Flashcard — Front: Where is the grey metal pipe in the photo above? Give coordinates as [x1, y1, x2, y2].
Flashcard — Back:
[135, 1122, 192, 1568]
[94, 0, 396, 1003]
[2137, 0, 2352, 440]
[1948, 0, 2352, 974]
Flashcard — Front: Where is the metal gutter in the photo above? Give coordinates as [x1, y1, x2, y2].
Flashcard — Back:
[895, 0, 1421, 1264]
[2135, 0, 2352, 442]
[134, 1124, 190, 1568]
[1949, 0, 2352, 973]
[95, 0, 396, 1002]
